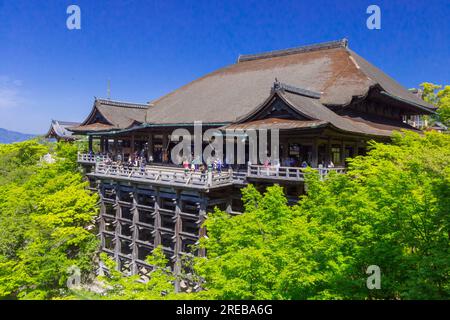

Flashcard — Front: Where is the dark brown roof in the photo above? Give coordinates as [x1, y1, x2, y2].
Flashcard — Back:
[281, 90, 418, 136]
[230, 87, 419, 137]
[74, 98, 148, 131]
[69, 122, 115, 133]
[45, 120, 80, 139]
[145, 39, 434, 124]
[223, 118, 328, 130]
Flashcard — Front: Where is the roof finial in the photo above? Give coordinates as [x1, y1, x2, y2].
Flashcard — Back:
[273, 78, 281, 92]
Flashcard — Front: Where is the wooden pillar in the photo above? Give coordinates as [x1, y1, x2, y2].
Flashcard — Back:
[114, 184, 121, 271]
[131, 134, 135, 155]
[131, 186, 139, 275]
[100, 137, 105, 153]
[154, 187, 161, 247]
[147, 134, 154, 161]
[105, 137, 109, 153]
[311, 138, 318, 167]
[340, 140, 345, 166]
[88, 136, 93, 153]
[162, 133, 169, 163]
[113, 138, 118, 158]
[174, 190, 182, 293]
[198, 197, 207, 258]
[326, 137, 331, 163]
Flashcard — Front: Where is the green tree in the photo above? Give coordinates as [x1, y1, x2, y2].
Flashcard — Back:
[192, 131, 449, 299]
[420, 82, 450, 127]
[0, 141, 99, 299]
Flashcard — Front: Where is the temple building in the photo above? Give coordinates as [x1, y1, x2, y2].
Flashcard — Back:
[69, 39, 435, 278]
[45, 119, 80, 141]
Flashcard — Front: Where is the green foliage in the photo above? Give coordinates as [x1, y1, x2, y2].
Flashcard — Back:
[68, 247, 177, 300]
[420, 82, 450, 127]
[192, 131, 449, 300]
[1, 131, 448, 300]
[0, 140, 98, 299]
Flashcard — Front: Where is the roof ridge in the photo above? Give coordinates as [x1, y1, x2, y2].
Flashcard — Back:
[273, 80, 322, 99]
[96, 98, 149, 109]
[237, 39, 348, 63]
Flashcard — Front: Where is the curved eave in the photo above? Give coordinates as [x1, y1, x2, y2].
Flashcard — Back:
[379, 91, 436, 115]
[86, 122, 231, 136]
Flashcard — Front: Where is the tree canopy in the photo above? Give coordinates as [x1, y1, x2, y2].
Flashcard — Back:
[0, 130, 448, 300]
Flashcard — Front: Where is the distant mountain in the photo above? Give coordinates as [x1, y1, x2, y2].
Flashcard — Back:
[0, 128, 37, 144]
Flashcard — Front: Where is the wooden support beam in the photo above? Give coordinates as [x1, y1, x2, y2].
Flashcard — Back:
[131, 134, 135, 155]
[147, 134, 154, 161]
[131, 186, 139, 275]
[311, 138, 318, 167]
[154, 187, 161, 247]
[88, 136, 93, 153]
[113, 184, 121, 271]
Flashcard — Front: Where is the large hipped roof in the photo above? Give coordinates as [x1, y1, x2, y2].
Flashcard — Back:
[145, 39, 434, 124]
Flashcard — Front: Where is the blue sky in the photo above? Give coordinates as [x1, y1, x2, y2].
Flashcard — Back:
[0, 0, 449, 134]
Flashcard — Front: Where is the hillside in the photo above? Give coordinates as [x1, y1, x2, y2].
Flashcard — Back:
[0, 128, 37, 143]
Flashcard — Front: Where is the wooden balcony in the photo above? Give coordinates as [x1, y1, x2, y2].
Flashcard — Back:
[77, 152, 108, 164]
[247, 165, 345, 182]
[79, 153, 345, 189]
[89, 163, 235, 190]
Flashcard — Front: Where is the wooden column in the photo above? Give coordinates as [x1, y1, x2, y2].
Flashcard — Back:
[174, 190, 182, 293]
[154, 187, 161, 248]
[88, 136, 93, 153]
[104, 137, 109, 153]
[147, 134, 154, 161]
[131, 187, 139, 275]
[113, 138, 118, 157]
[114, 184, 121, 271]
[340, 140, 345, 166]
[100, 137, 105, 153]
[162, 133, 169, 163]
[198, 197, 207, 258]
[326, 137, 332, 163]
[131, 134, 135, 155]
[311, 138, 318, 167]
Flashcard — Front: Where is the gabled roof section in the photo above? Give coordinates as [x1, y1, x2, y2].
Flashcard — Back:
[71, 98, 149, 133]
[146, 39, 433, 125]
[347, 49, 436, 110]
[45, 119, 80, 140]
[230, 82, 419, 137]
[235, 81, 322, 123]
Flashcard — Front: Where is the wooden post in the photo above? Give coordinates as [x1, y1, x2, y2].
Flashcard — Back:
[174, 190, 182, 293]
[147, 134, 153, 161]
[162, 133, 168, 163]
[88, 136, 93, 153]
[113, 138, 118, 158]
[131, 186, 138, 275]
[326, 137, 331, 164]
[311, 138, 318, 167]
[131, 134, 135, 155]
[154, 187, 161, 247]
[198, 198, 207, 257]
[105, 137, 109, 153]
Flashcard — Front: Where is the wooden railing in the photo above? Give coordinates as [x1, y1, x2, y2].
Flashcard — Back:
[247, 165, 345, 181]
[94, 163, 234, 188]
[77, 153, 108, 164]
[83, 154, 346, 187]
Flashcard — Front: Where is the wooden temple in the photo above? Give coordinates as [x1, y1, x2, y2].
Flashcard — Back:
[45, 119, 80, 141]
[68, 39, 435, 279]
